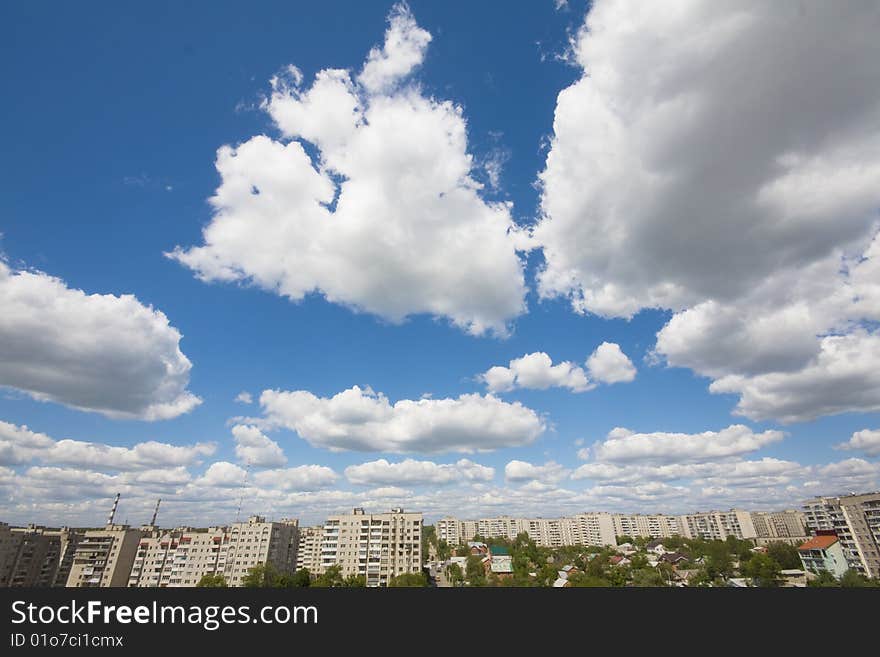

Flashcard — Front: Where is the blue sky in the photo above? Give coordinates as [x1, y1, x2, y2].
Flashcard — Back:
[1, 1, 879, 526]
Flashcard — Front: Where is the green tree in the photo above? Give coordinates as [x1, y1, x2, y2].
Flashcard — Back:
[840, 569, 878, 587]
[742, 553, 781, 587]
[446, 562, 464, 586]
[437, 539, 452, 561]
[615, 535, 634, 545]
[466, 554, 487, 586]
[241, 562, 280, 587]
[313, 564, 344, 587]
[196, 573, 228, 587]
[387, 572, 427, 587]
[280, 568, 311, 587]
[567, 572, 611, 587]
[631, 568, 666, 587]
[807, 570, 839, 587]
[766, 542, 801, 570]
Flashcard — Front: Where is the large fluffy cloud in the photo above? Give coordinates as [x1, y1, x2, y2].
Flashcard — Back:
[836, 428, 880, 458]
[586, 425, 784, 466]
[0, 262, 200, 420]
[168, 4, 528, 336]
[344, 458, 494, 486]
[535, 0, 880, 422]
[0, 419, 215, 470]
[257, 385, 546, 453]
[480, 342, 635, 393]
[231, 424, 286, 468]
[504, 460, 569, 484]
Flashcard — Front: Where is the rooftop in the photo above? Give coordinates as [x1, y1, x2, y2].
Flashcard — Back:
[798, 535, 839, 551]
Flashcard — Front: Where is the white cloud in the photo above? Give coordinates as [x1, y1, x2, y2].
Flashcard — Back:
[535, 0, 880, 422]
[0, 419, 215, 470]
[258, 385, 545, 453]
[235, 391, 253, 404]
[0, 262, 201, 420]
[480, 343, 635, 393]
[196, 462, 248, 488]
[585, 342, 636, 384]
[344, 458, 494, 486]
[709, 332, 880, 423]
[231, 424, 287, 468]
[358, 4, 432, 94]
[481, 352, 590, 393]
[168, 3, 528, 336]
[588, 424, 784, 465]
[252, 465, 339, 491]
[837, 428, 880, 457]
[504, 459, 569, 484]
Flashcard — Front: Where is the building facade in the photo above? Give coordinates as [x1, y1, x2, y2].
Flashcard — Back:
[66, 525, 145, 587]
[798, 533, 850, 578]
[295, 526, 323, 574]
[0, 524, 83, 587]
[320, 508, 422, 587]
[802, 492, 880, 578]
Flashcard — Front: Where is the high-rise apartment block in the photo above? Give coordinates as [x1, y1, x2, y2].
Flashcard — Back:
[802, 492, 880, 578]
[295, 526, 323, 574]
[66, 524, 145, 587]
[0, 523, 83, 587]
[320, 508, 422, 586]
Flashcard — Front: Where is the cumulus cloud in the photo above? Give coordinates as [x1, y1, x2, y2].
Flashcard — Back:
[196, 462, 248, 488]
[837, 428, 880, 457]
[480, 342, 635, 393]
[0, 262, 201, 420]
[167, 3, 528, 336]
[235, 391, 253, 404]
[585, 342, 636, 384]
[257, 385, 545, 453]
[587, 425, 784, 465]
[0, 419, 215, 470]
[535, 0, 880, 422]
[252, 465, 339, 491]
[504, 460, 569, 484]
[344, 458, 494, 486]
[231, 424, 286, 468]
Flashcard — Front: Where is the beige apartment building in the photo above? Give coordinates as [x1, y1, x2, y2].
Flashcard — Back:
[803, 492, 880, 578]
[320, 508, 422, 587]
[677, 510, 757, 541]
[66, 525, 145, 587]
[128, 527, 229, 587]
[750, 510, 807, 540]
[295, 526, 323, 574]
[222, 516, 299, 586]
[612, 514, 681, 539]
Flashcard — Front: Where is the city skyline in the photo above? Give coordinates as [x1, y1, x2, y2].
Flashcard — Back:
[2, 1, 880, 529]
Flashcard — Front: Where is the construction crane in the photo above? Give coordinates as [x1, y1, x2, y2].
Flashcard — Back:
[150, 498, 161, 527]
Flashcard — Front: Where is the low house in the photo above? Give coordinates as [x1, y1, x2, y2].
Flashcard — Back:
[609, 555, 631, 567]
[490, 555, 514, 577]
[659, 552, 688, 566]
[797, 533, 849, 578]
[467, 541, 489, 556]
[553, 577, 570, 588]
[646, 539, 668, 555]
[616, 542, 637, 555]
[779, 569, 807, 588]
[727, 578, 749, 588]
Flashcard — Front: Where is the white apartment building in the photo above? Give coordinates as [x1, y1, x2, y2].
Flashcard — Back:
[295, 526, 323, 573]
[567, 513, 617, 546]
[320, 508, 422, 587]
[803, 492, 880, 578]
[66, 525, 145, 587]
[611, 514, 682, 539]
[678, 510, 757, 541]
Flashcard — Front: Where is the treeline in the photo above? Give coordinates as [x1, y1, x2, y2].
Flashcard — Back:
[196, 564, 429, 588]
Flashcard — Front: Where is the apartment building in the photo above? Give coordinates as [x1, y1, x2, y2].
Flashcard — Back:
[798, 532, 850, 578]
[678, 510, 757, 541]
[802, 492, 880, 578]
[320, 508, 422, 587]
[128, 527, 230, 587]
[750, 510, 807, 539]
[223, 516, 299, 587]
[66, 525, 145, 587]
[0, 524, 83, 587]
[612, 514, 682, 539]
[296, 526, 323, 573]
[567, 513, 617, 547]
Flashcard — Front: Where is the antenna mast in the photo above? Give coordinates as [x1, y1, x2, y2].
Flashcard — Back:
[235, 463, 251, 523]
[150, 498, 161, 527]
